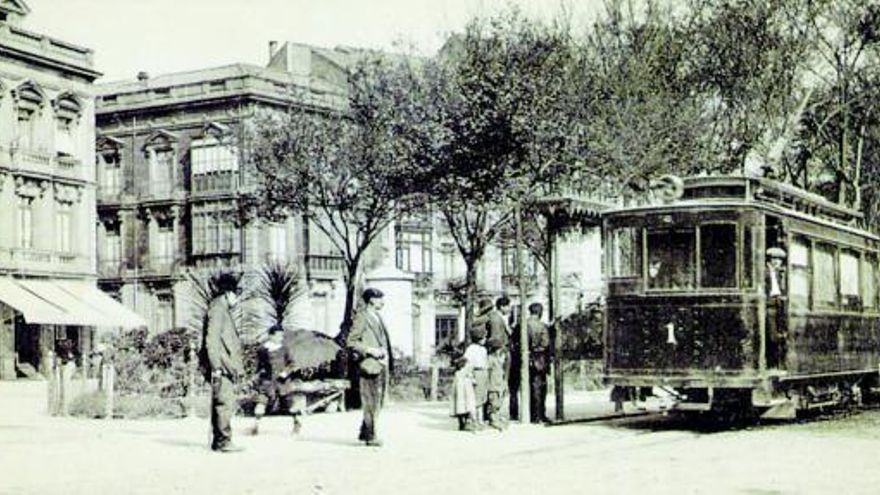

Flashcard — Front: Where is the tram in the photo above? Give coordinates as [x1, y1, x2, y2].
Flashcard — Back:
[602, 175, 880, 417]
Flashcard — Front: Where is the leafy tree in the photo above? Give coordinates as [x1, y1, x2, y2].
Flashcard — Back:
[407, 11, 576, 340]
[784, 0, 880, 208]
[245, 54, 423, 340]
[575, 0, 808, 197]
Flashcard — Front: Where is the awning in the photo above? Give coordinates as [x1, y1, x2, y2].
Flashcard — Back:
[0, 278, 146, 328]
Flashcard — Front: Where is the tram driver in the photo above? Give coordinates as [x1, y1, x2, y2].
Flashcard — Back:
[765, 246, 787, 368]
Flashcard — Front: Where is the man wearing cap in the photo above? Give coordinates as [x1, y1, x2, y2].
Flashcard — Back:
[347, 288, 392, 447]
[766, 247, 787, 368]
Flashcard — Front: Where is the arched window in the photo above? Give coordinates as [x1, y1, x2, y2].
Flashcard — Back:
[12, 81, 46, 151]
[53, 92, 83, 158]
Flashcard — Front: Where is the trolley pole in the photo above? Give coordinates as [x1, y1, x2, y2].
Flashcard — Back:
[515, 204, 530, 424]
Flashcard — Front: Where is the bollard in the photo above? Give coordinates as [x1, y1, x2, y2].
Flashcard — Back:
[103, 363, 115, 419]
[429, 364, 439, 402]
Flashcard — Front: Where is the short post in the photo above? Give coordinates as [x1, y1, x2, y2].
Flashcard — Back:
[103, 362, 115, 419]
[46, 351, 58, 415]
[60, 360, 73, 416]
[186, 342, 196, 417]
[429, 361, 440, 402]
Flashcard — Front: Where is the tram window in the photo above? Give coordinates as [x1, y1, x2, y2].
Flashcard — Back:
[814, 243, 838, 309]
[700, 224, 736, 288]
[742, 227, 754, 288]
[610, 227, 641, 278]
[789, 238, 810, 310]
[840, 250, 860, 309]
[864, 254, 878, 309]
[647, 230, 695, 289]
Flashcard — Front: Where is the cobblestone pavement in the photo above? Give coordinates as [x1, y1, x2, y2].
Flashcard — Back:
[2, 381, 880, 495]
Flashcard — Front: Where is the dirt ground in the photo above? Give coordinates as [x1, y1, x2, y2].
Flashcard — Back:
[2, 381, 880, 495]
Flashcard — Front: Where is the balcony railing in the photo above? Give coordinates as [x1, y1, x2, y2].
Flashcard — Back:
[0, 247, 89, 275]
[98, 260, 125, 278]
[142, 255, 177, 276]
[0, 146, 82, 180]
[305, 254, 345, 280]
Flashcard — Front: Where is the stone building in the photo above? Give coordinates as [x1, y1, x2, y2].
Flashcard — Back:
[0, 0, 144, 380]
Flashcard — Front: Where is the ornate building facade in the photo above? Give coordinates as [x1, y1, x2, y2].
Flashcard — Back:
[0, 0, 143, 380]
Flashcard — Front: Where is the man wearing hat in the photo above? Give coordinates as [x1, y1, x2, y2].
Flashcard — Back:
[203, 272, 245, 453]
[347, 288, 392, 447]
[766, 247, 787, 368]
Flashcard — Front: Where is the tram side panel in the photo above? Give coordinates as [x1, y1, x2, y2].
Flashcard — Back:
[787, 312, 880, 376]
[606, 296, 758, 383]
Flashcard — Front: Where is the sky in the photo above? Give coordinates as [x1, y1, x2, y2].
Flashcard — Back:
[23, 0, 604, 83]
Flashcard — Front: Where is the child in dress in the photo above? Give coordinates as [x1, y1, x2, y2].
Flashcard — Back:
[464, 327, 489, 427]
[450, 354, 476, 431]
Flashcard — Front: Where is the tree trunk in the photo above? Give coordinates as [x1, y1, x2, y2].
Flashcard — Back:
[462, 259, 478, 346]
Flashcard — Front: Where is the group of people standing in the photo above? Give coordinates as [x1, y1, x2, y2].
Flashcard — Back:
[451, 296, 552, 431]
[201, 276, 550, 454]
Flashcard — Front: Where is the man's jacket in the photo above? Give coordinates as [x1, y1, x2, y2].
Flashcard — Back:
[204, 296, 245, 379]
[347, 308, 392, 375]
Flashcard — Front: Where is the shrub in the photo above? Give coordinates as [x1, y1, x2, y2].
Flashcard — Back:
[114, 394, 186, 419]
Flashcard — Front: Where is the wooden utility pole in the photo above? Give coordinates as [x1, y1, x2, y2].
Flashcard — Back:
[515, 204, 530, 423]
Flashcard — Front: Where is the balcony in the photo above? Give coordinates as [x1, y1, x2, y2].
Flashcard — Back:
[0, 247, 90, 276]
[142, 255, 177, 277]
[305, 254, 345, 281]
[0, 146, 83, 181]
[98, 260, 125, 278]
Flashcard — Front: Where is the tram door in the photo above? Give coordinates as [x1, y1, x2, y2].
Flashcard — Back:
[765, 216, 787, 369]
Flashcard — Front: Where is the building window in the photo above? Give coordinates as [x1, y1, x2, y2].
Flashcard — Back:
[56, 204, 72, 253]
[396, 229, 432, 273]
[267, 222, 287, 261]
[192, 207, 240, 255]
[191, 138, 239, 192]
[17, 198, 33, 249]
[100, 153, 122, 196]
[154, 222, 175, 267]
[307, 221, 340, 256]
[55, 117, 75, 157]
[150, 149, 175, 196]
[105, 228, 121, 264]
[16, 108, 36, 151]
[435, 316, 457, 348]
[439, 243, 457, 280]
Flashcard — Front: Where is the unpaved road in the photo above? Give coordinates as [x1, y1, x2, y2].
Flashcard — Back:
[2, 382, 879, 495]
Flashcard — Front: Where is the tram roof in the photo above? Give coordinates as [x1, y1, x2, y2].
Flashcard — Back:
[605, 175, 872, 234]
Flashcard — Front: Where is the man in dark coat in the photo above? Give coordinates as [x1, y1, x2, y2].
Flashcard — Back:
[347, 288, 392, 447]
[485, 296, 511, 429]
[526, 303, 551, 423]
[204, 272, 245, 453]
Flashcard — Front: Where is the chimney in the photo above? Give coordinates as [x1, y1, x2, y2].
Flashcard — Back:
[269, 41, 278, 61]
[137, 71, 149, 82]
